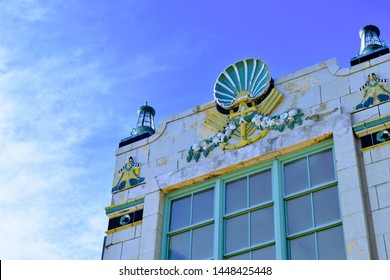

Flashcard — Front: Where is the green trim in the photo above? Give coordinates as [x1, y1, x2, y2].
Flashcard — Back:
[286, 221, 343, 240]
[161, 139, 342, 260]
[277, 139, 334, 163]
[214, 178, 224, 260]
[105, 198, 144, 215]
[353, 114, 390, 133]
[284, 181, 338, 201]
[160, 182, 215, 260]
[273, 159, 287, 260]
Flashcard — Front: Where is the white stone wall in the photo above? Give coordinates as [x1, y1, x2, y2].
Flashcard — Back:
[102, 53, 390, 260]
[102, 224, 142, 260]
[362, 143, 390, 259]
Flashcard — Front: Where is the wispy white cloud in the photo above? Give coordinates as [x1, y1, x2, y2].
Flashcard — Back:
[130, 54, 171, 80]
[0, 44, 114, 259]
[0, 0, 50, 22]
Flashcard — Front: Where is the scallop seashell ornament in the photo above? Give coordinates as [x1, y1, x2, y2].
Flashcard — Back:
[214, 58, 272, 109]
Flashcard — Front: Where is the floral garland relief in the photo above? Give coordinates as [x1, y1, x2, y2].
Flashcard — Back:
[187, 108, 303, 162]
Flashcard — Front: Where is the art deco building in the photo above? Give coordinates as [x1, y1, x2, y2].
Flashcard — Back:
[102, 25, 390, 260]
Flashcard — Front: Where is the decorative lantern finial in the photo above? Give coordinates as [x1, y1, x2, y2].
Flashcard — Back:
[351, 24, 389, 66]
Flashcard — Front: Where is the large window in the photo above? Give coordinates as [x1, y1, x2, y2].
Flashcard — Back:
[224, 169, 275, 260]
[167, 188, 214, 260]
[283, 149, 345, 260]
[161, 141, 346, 260]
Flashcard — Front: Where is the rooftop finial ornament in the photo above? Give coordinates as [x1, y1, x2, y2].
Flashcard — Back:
[134, 101, 156, 136]
[118, 101, 156, 148]
[351, 24, 389, 66]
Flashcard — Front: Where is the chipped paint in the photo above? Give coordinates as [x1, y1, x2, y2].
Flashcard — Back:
[305, 107, 339, 122]
[347, 240, 357, 256]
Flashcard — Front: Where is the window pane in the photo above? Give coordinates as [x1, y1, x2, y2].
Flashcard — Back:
[286, 194, 313, 235]
[136, 112, 145, 126]
[226, 252, 250, 260]
[170, 196, 191, 231]
[284, 158, 308, 195]
[309, 149, 335, 187]
[251, 206, 274, 245]
[249, 170, 272, 206]
[192, 224, 214, 259]
[290, 234, 316, 260]
[252, 245, 276, 260]
[169, 231, 190, 260]
[225, 214, 248, 254]
[313, 187, 341, 226]
[225, 177, 247, 214]
[193, 189, 214, 224]
[318, 226, 346, 260]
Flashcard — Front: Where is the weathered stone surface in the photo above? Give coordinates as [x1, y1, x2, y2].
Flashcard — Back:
[103, 54, 390, 260]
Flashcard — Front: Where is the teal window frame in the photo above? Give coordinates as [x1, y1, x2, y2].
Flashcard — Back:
[161, 139, 346, 260]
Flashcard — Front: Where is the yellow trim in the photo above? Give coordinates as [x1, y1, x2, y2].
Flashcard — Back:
[353, 112, 390, 128]
[354, 122, 390, 137]
[360, 139, 390, 152]
[105, 196, 144, 211]
[105, 220, 142, 235]
[353, 113, 390, 137]
[162, 133, 333, 194]
[107, 205, 144, 219]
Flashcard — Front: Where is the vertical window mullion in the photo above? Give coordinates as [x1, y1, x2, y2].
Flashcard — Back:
[247, 175, 250, 208]
[314, 232, 319, 259]
[189, 230, 193, 259]
[306, 155, 311, 188]
[273, 160, 287, 259]
[247, 175, 251, 251]
[332, 148, 338, 180]
[308, 154, 318, 259]
[214, 178, 223, 260]
[308, 155, 317, 259]
[248, 212, 251, 251]
[190, 193, 194, 225]
[189, 194, 194, 259]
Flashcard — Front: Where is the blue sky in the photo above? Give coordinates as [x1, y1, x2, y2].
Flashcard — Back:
[0, 0, 389, 259]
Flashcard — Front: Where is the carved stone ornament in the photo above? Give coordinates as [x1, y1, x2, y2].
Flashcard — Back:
[111, 157, 145, 193]
[187, 58, 304, 163]
[356, 73, 390, 110]
[376, 129, 390, 143]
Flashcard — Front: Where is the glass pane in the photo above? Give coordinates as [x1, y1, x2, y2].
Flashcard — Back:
[150, 117, 155, 129]
[136, 112, 145, 126]
[284, 158, 308, 196]
[192, 224, 214, 260]
[169, 231, 190, 260]
[226, 252, 250, 260]
[170, 196, 191, 231]
[290, 234, 316, 260]
[249, 170, 272, 206]
[251, 206, 274, 245]
[313, 187, 341, 226]
[225, 177, 247, 214]
[309, 149, 335, 187]
[286, 194, 313, 235]
[225, 213, 248, 254]
[192, 189, 214, 224]
[252, 245, 276, 260]
[318, 226, 346, 260]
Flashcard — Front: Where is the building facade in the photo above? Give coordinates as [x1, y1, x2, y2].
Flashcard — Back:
[102, 25, 390, 260]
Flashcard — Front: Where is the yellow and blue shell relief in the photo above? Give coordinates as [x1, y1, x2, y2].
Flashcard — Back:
[111, 157, 145, 193]
[214, 58, 272, 111]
